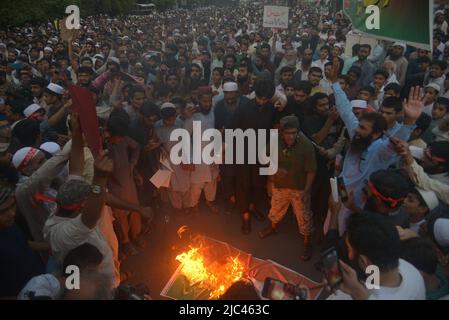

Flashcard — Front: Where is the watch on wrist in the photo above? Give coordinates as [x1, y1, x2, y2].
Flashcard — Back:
[91, 185, 103, 195]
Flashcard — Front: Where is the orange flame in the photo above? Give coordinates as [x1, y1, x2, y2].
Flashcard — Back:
[176, 246, 246, 299]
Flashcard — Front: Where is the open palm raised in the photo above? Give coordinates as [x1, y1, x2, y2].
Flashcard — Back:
[403, 86, 425, 124]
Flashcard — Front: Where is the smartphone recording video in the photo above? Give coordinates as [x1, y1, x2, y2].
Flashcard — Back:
[321, 247, 343, 290]
[261, 278, 308, 301]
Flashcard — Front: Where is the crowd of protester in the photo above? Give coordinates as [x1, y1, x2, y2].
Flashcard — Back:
[1, 1, 449, 300]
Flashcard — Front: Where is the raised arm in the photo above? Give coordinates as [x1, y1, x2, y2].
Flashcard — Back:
[68, 112, 84, 177]
[81, 151, 113, 229]
[328, 58, 359, 139]
[378, 86, 424, 159]
[393, 139, 449, 204]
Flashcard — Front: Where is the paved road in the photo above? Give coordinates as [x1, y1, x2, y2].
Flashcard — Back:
[122, 202, 326, 300]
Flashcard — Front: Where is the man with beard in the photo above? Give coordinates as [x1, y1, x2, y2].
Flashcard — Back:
[215, 82, 249, 214]
[282, 80, 313, 126]
[237, 63, 252, 96]
[184, 87, 220, 216]
[327, 59, 425, 234]
[385, 42, 409, 88]
[231, 79, 276, 234]
[183, 63, 206, 96]
[325, 212, 425, 300]
[352, 44, 376, 88]
[293, 47, 313, 82]
[302, 93, 340, 227]
[201, 51, 212, 85]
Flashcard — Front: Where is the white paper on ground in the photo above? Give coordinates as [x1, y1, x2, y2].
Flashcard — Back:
[150, 169, 172, 188]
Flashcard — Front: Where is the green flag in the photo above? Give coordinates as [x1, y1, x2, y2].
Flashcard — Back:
[343, 0, 433, 49]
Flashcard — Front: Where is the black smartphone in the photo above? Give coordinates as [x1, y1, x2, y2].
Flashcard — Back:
[337, 177, 349, 202]
[261, 278, 308, 300]
[320, 247, 343, 290]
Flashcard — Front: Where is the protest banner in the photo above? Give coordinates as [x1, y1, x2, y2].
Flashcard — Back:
[263, 6, 289, 29]
[68, 85, 102, 158]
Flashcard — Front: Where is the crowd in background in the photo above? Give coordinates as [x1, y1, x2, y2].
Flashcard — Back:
[1, 1, 449, 300]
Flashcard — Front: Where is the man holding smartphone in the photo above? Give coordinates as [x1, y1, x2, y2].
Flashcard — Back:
[326, 212, 426, 300]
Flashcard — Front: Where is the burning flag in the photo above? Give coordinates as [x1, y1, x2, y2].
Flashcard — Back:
[175, 245, 246, 299]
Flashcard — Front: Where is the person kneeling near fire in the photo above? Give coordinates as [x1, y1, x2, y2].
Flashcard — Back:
[259, 116, 317, 261]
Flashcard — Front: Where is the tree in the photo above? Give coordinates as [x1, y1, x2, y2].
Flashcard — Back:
[0, 0, 137, 28]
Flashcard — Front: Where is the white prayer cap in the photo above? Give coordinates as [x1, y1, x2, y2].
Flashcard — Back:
[161, 102, 176, 110]
[94, 54, 105, 60]
[12, 147, 40, 170]
[435, 10, 445, 15]
[40, 142, 61, 156]
[0, 43, 6, 49]
[108, 57, 120, 65]
[426, 83, 441, 93]
[43, 46, 53, 52]
[46, 83, 64, 95]
[393, 42, 407, 52]
[223, 82, 238, 92]
[334, 43, 344, 51]
[328, 35, 337, 40]
[434, 218, 449, 248]
[23, 104, 44, 118]
[409, 146, 425, 160]
[350, 100, 368, 109]
[415, 188, 439, 211]
[272, 90, 287, 105]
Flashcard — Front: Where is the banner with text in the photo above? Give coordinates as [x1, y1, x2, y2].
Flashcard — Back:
[263, 6, 289, 29]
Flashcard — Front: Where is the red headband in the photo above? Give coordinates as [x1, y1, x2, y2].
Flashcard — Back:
[34, 192, 85, 212]
[367, 181, 405, 208]
[18, 148, 39, 171]
[425, 148, 447, 164]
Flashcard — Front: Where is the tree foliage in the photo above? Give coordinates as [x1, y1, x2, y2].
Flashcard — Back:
[0, 0, 137, 28]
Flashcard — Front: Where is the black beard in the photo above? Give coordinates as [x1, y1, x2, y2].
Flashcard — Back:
[302, 58, 312, 65]
[389, 53, 400, 60]
[363, 197, 378, 212]
[351, 135, 372, 154]
[200, 107, 211, 115]
[237, 75, 248, 84]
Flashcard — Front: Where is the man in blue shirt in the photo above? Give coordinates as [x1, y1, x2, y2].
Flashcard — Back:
[352, 44, 377, 88]
[327, 58, 425, 234]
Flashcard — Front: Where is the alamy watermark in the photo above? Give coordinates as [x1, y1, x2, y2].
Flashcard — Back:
[65, 5, 81, 30]
[169, 122, 279, 176]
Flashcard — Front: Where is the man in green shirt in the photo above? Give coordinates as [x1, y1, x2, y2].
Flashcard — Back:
[259, 115, 317, 261]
